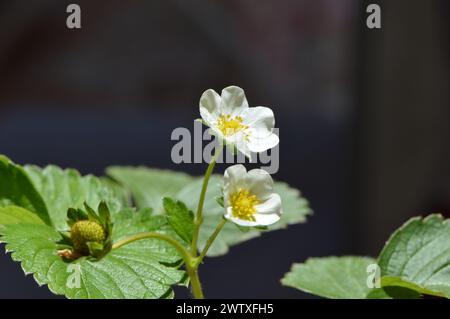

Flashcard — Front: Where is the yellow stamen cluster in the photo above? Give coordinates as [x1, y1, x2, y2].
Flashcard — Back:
[230, 189, 259, 221]
[216, 114, 248, 136]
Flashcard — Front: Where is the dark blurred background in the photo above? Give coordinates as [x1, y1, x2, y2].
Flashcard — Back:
[0, 0, 449, 298]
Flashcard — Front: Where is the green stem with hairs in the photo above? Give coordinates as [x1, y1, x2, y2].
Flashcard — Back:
[197, 218, 227, 264]
[190, 145, 223, 256]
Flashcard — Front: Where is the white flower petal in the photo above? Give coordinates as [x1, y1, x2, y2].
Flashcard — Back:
[242, 106, 275, 137]
[224, 208, 261, 227]
[255, 193, 282, 216]
[245, 169, 274, 200]
[224, 164, 247, 202]
[224, 164, 247, 186]
[247, 133, 279, 153]
[253, 212, 281, 226]
[232, 133, 252, 158]
[199, 89, 221, 125]
[220, 86, 249, 116]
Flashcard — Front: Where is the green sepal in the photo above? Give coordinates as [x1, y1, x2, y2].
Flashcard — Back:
[216, 196, 224, 208]
[86, 241, 111, 259]
[98, 201, 111, 226]
[254, 226, 269, 231]
[67, 208, 88, 227]
[57, 231, 74, 247]
[236, 224, 252, 232]
[84, 202, 100, 222]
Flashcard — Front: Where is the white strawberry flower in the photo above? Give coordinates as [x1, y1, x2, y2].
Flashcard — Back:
[199, 86, 279, 157]
[223, 164, 282, 227]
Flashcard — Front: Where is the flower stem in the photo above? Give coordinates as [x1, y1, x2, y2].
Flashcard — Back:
[112, 232, 191, 265]
[191, 145, 222, 256]
[197, 218, 227, 264]
[186, 266, 204, 299]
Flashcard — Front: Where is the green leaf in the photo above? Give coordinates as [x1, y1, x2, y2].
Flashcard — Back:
[24, 165, 126, 231]
[0, 208, 185, 299]
[283, 215, 450, 299]
[378, 214, 450, 298]
[111, 207, 187, 264]
[0, 206, 45, 226]
[163, 197, 194, 244]
[107, 167, 311, 257]
[281, 256, 387, 299]
[0, 156, 51, 225]
[100, 177, 132, 207]
[106, 167, 193, 214]
[1, 160, 186, 298]
[272, 182, 311, 227]
[380, 277, 435, 298]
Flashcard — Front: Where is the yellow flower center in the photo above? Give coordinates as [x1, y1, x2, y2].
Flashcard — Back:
[230, 189, 259, 221]
[216, 114, 248, 136]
